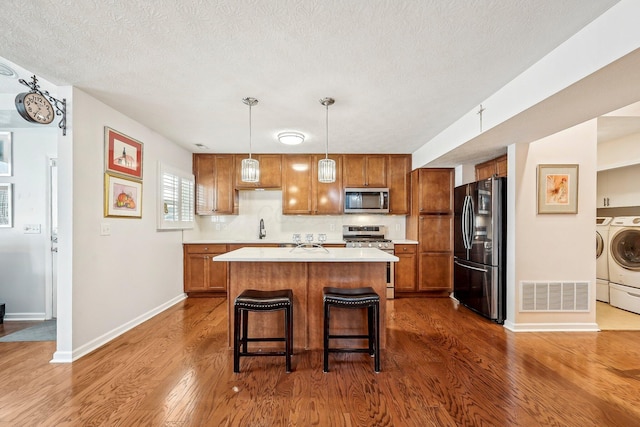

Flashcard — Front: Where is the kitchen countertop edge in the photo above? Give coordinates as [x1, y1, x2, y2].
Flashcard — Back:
[212, 247, 399, 262]
[183, 239, 418, 245]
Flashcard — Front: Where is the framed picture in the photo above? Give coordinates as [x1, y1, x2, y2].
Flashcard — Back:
[0, 131, 12, 177]
[104, 127, 143, 179]
[537, 164, 579, 214]
[104, 173, 142, 218]
[0, 183, 12, 227]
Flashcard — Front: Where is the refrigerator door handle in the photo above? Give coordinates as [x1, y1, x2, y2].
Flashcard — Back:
[454, 259, 489, 273]
[462, 195, 474, 250]
[461, 196, 469, 249]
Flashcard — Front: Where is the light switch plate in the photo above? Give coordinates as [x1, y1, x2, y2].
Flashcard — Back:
[23, 224, 41, 234]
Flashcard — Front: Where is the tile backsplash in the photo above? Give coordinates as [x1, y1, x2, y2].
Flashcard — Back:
[183, 190, 406, 242]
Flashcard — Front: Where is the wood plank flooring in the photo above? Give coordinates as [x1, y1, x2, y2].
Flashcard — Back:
[1, 297, 640, 426]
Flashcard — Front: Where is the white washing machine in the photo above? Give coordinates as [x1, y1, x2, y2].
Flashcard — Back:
[608, 217, 640, 314]
[596, 216, 612, 302]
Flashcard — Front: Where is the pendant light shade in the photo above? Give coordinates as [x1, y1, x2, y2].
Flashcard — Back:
[318, 97, 336, 183]
[241, 97, 260, 183]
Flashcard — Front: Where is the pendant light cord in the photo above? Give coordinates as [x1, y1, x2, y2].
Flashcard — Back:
[325, 102, 329, 159]
[248, 102, 253, 159]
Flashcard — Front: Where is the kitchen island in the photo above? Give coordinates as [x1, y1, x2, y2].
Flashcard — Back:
[213, 246, 398, 350]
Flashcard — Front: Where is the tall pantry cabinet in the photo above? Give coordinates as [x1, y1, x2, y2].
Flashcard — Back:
[403, 168, 454, 296]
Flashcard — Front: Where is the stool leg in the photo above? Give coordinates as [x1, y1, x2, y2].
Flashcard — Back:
[242, 310, 249, 353]
[285, 306, 292, 372]
[233, 306, 241, 373]
[373, 302, 380, 373]
[323, 301, 330, 372]
[367, 305, 374, 356]
[289, 303, 294, 357]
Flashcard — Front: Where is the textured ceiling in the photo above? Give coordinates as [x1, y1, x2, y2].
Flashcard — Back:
[0, 0, 621, 163]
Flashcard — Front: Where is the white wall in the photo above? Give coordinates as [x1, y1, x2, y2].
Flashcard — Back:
[183, 190, 407, 243]
[598, 131, 640, 171]
[506, 120, 598, 331]
[56, 88, 192, 361]
[0, 128, 57, 319]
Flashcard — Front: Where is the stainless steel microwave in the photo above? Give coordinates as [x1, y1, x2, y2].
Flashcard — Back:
[344, 188, 390, 214]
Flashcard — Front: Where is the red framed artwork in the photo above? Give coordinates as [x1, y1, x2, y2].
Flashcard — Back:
[105, 127, 143, 179]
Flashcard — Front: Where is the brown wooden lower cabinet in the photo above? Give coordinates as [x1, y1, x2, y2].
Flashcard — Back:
[183, 244, 228, 296]
[418, 253, 453, 293]
[394, 244, 417, 292]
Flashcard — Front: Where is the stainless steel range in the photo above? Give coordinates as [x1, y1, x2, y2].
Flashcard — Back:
[342, 225, 392, 250]
[343, 225, 395, 299]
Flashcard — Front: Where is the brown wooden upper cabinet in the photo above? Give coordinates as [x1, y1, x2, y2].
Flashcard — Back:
[282, 154, 343, 215]
[343, 155, 387, 187]
[475, 154, 507, 181]
[193, 154, 237, 215]
[313, 154, 344, 215]
[413, 168, 454, 214]
[234, 154, 282, 189]
[387, 154, 411, 215]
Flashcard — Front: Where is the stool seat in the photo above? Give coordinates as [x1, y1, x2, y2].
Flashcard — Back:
[235, 289, 293, 309]
[234, 289, 294, 373]
[323, 287, 379, 306]
[323, 286, 380, 373]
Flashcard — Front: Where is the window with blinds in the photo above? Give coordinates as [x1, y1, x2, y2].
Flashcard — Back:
[157, 162, 194, 230]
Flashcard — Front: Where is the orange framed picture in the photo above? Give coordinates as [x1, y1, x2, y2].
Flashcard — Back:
[104, 173, 142, 218]
[105, 127, 143, 179]
[537, 164, 579, 214]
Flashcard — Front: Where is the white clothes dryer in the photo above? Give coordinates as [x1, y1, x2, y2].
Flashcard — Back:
[608, 216, 640, 288]
[596, 216, 612, 302]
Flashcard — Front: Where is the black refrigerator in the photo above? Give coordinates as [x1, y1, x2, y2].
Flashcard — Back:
[453, 177, 507, 324]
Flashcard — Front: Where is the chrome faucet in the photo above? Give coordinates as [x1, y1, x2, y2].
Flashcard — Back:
[259, 218, 266, 239]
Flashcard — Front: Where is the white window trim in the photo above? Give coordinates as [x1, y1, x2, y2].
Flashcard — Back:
[157, 161, 194, 230]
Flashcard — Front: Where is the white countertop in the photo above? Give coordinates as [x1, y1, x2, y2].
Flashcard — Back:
[212, 247, 399, 262]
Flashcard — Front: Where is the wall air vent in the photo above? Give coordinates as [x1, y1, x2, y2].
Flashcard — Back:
[520, 281, 589, 312]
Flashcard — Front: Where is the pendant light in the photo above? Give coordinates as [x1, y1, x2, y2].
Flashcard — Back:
[318, 97, 336, 183]
[241, 97, 260, 183]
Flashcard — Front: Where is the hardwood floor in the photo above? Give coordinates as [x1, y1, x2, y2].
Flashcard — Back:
[1, 297, 640, 426]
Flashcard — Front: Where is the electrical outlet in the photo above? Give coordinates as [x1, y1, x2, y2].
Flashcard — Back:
[215, 223, 221, 230]
[100, 223, 111, 236]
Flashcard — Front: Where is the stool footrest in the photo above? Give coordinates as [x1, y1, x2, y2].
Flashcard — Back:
[239, 351, 287, 357]
[328, 334, 370, 340]
[241, 337, 286, 343]
[328, 348, 372, 354]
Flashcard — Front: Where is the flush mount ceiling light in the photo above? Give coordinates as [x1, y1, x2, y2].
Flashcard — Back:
[241, 97, 260, 183]
[0, 63, 18, 78]
[318, 97, 336, 183]
[278, 131, 305, 146]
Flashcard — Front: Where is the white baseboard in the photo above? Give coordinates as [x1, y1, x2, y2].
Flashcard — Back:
[503, 320, 600, 332]
[3, 313, 46, 321]
[50, 351, 72, 364]
[65, 294, 187, 363]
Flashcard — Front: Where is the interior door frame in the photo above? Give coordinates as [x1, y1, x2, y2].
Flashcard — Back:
[45, 156, 58, 320]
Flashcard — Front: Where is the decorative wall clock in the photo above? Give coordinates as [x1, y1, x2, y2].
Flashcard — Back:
[15, 91, 55, 124]
[14, 75, 67, 135]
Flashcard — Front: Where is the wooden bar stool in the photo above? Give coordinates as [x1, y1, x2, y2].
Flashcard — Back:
[323, 286, 380, 373]
[233, 289, 294, 373]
